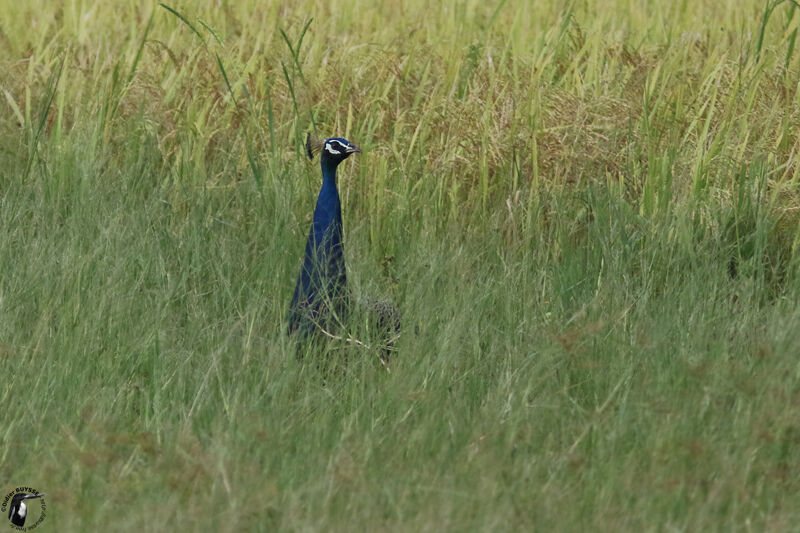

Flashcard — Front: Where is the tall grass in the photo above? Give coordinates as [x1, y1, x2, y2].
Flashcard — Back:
[2, 0, 800, 530]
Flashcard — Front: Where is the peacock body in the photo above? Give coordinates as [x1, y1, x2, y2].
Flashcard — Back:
[287, 135, 400, 359]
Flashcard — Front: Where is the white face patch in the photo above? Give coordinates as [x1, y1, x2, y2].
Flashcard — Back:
[324, 142, 342, 155]
[17, 501, 27, 518]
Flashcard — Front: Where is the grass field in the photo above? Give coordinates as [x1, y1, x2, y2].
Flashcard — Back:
[3, 0, 800, 530]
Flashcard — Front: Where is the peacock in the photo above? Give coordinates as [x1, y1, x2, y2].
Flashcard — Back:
[287, 135, 400, 359]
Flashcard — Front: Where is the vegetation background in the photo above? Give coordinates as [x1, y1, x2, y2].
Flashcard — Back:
[2, 0, 800, 530]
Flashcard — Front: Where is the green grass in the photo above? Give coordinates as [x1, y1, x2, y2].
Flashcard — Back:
[3, 0, 800, 530]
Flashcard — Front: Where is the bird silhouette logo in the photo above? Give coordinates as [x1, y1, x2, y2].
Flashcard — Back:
[2, 488, 46, 530]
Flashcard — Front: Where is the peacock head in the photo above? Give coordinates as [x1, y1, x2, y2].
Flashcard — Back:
[306, 134, 361, 166]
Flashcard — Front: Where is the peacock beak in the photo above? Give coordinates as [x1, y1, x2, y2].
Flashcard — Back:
[346, 144, 361, 154]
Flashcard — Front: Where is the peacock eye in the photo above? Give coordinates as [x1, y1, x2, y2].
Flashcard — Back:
[324, 142, 342, 155]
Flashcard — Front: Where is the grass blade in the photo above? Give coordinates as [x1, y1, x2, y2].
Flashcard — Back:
[22, 53, 65, 181]
[159, 3, 207, 47]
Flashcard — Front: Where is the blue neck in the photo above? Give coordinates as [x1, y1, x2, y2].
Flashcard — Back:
[312, 159, 343, 252]
[287, 158, 349, 334]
